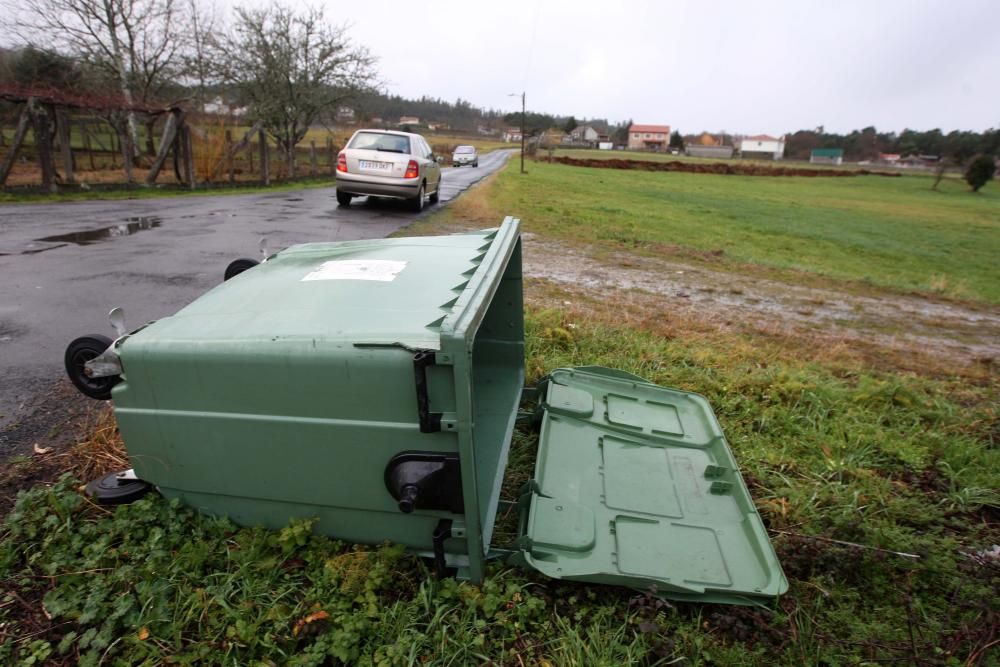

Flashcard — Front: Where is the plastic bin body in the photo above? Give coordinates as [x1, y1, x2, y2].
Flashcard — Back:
[112, 218, 524, 581]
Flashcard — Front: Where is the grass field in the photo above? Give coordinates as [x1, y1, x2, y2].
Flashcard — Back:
[1, 159, 997, 665]
[493, 160, 1000, 303]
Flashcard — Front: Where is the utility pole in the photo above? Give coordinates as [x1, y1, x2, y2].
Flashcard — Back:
[519, 91, 526, 174]
[509, 91, 526, 174]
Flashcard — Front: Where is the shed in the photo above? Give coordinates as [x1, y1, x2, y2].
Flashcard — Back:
[740, 135, 785, 160]
[810, 148, 844, 165]
[686, 145, 734, 159]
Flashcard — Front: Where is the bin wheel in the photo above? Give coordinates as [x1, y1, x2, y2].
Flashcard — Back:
[224, 258, 259, 281]
[85, 471, 153, 505]
[64, 334, 119, 400]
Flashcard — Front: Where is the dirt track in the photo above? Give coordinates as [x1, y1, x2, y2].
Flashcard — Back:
[543, 156, 902, 178]
[520, 234, 1000, 368]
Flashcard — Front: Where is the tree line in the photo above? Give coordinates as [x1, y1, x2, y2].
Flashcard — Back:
[0, 0, 995, 167]
[783, 126, 1000, 162]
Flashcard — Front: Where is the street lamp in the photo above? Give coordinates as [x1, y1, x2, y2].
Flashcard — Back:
[508, 92, 525, 174]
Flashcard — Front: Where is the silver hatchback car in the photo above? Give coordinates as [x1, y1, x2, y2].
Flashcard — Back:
[335, 129, 443, 211]
[452, 145, 478, 167]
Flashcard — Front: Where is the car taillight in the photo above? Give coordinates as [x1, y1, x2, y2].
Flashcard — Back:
[336, 153, 347, 173]
[404, 160, 419, 179]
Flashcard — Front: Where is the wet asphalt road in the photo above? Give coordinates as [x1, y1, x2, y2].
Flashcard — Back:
[0, 149, 511, 438]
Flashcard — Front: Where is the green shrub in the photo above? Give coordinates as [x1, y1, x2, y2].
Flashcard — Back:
[964, 154, 997, 191]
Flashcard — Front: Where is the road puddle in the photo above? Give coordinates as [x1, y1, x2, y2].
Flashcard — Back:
[34, 217, 162, 246]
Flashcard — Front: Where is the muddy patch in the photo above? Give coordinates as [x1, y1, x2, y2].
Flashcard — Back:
[544, 156, 901, 178]
[521, 235, 1000, 365]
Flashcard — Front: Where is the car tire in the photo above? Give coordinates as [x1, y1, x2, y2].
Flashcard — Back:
[65, 334, 120, 400]
[336, 191, 352, 207]
[429, 180, 440, 205]
[473, 161, 478, 168]
[410, 183, 425, 212]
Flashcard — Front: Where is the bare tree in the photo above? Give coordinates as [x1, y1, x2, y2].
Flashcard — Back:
[4, 0, 183, 153]
[182, 0, 216, 111]
[211, 3, 378, 176]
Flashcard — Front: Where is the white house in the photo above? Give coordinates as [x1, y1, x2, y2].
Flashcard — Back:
[397, 116, 420, 126]
[739, 134, 785, 160]
[502, 127, 523, 142]
[569, 125, 600, 144]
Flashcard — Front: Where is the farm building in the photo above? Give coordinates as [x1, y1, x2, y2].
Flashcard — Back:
[740, 134, 785, 160]
[502, 128, 523, 142]
[628, 123, 671, 150]
[810, 148, 844, 165]
[397, 116, 420, 126]
[541, 129, 567, 146]
[686, 145, 735, 159]
[569, 125, 600, 144]
[692, 132, 723, 146]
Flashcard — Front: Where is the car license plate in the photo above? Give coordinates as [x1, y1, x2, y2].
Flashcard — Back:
[359, 160, 391, 171]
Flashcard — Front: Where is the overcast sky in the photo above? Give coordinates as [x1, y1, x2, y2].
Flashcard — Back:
[344, 0, 999, 134]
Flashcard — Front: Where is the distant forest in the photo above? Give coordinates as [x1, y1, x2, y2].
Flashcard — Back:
[782, 126, 1000, 162]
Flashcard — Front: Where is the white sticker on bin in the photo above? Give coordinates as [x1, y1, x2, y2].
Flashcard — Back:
[301, 259, 407, 282]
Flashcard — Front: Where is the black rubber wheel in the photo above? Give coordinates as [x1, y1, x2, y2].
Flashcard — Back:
[64, 334, 119, 400]
[429, 180, 440, 204]
[473, 161, 478, 167]
[224, 258, 259, 281]
[410, 183, 425, 212]
[85, 471, 153, 505]
[336, 190, 352, 207]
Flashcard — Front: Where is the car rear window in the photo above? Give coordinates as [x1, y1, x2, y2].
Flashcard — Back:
[455, 146, 475, 153]
[349, 132, 411, 154]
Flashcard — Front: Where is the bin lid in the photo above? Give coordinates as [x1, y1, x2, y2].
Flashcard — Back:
[518, 367, 787, 605]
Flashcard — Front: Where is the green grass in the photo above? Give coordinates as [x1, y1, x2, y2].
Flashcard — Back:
[1, 159, 997, 664]
[1, 311, 996, 665]
[493, 160, 1000, 302]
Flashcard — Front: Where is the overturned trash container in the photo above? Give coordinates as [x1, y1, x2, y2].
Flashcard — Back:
[67, 216, 787, 604]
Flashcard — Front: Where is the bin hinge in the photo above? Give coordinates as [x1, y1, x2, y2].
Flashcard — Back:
[413, 350, 443, 433]
[432, 519, 453, 579]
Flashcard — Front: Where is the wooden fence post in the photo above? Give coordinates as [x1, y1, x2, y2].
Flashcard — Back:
[207, 121, 263, 183]
[259, 129, 270, 185]
[119, 124, 134, 184]
[55, 109, 75, 184]
[183, 124, 196, 189]
[0, 100, 33, 186]
[110, 123, 119, 169]
[247, 139, 254, 174]
[145, 110, 181, 185]
[32, 104, 57, 192]
[225, 129, 235, 183]
[83, 121, 95, 171]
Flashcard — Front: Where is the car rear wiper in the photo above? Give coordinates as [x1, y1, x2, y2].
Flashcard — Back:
[376, 148, 405, 153]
